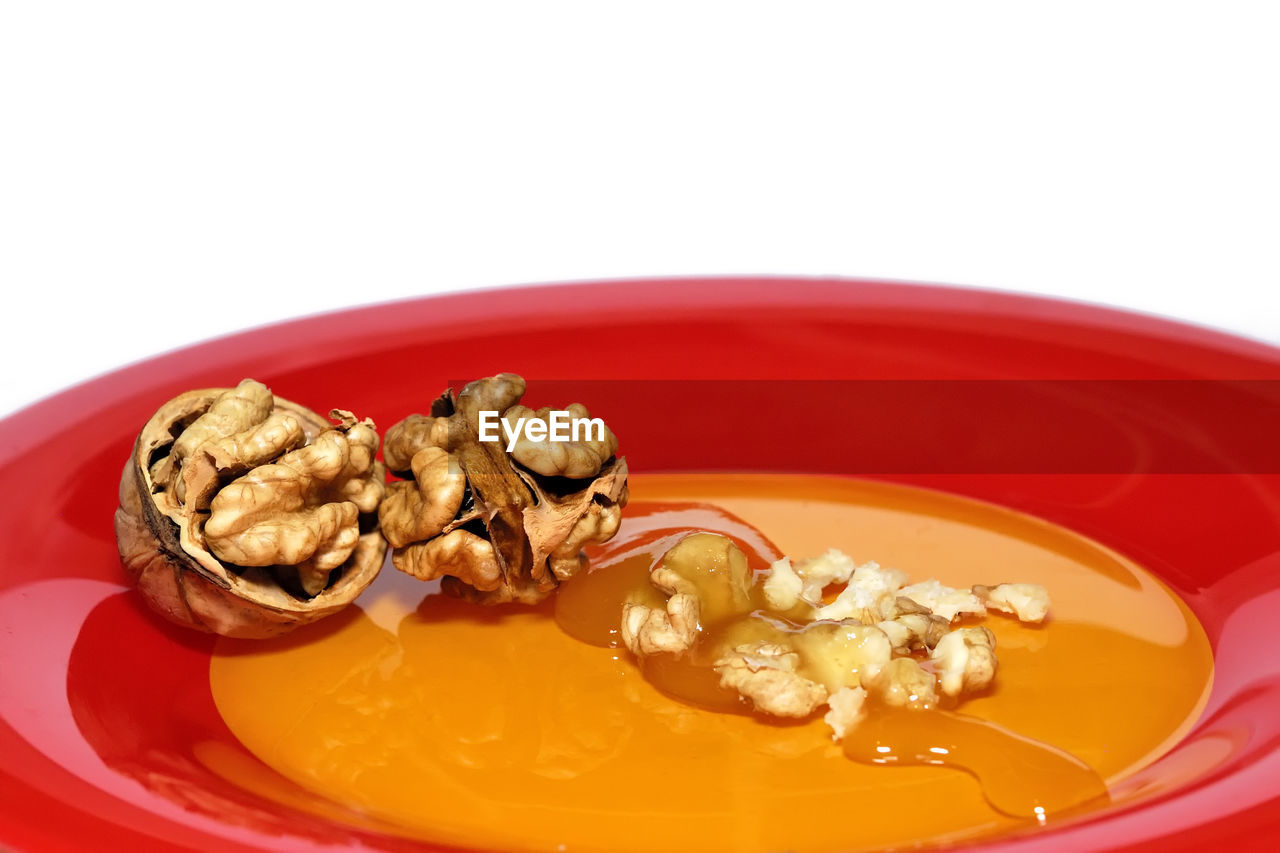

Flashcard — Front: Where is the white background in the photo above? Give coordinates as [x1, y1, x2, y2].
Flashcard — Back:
[3, 2, 1278, 419]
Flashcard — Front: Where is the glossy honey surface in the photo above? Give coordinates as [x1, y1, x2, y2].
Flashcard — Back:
[210, 474, 1213, 852]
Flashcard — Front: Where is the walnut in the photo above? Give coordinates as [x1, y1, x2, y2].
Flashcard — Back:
[812, 561, 909, 622]
[973, 583, 1051, 623]
[621, 594, 699, 656]
[712, 642, 829, 717]
[867, 657, 939, 709]
[378, 373, 628, 604]
[761, 556, 804, 611]
[113, 379, 387, 638]
[502, 402, 619, 478]
[763, 550, 885, 614]
[876, 611, 951, 654]
[792, 620, 894, 692]
[823, 687, 868, 739]
[931, 626, 999, 698]
[618, 540, 1049, 741]
[620, 533, 752, 656]
[898, 579, 986, 622]
[793, 549, 858, 602]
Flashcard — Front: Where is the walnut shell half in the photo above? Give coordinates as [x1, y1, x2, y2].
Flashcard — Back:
[113, 379, 388, 638]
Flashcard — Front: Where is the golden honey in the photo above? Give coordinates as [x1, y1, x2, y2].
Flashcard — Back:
[209, 474, 1212, 852]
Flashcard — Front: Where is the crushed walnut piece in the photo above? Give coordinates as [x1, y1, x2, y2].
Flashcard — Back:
[974, 583, 1051, 623]
[620, 534, 1049, 739]
[712, 642, 829, 718]
[620, 532, 751, 655]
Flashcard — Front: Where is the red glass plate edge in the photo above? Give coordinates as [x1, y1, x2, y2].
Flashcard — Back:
[2, 276, 1280, 853]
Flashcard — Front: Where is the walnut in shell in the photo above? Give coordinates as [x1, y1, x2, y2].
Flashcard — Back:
[113, 379, 388, 638]
[379, 373, 628, 604]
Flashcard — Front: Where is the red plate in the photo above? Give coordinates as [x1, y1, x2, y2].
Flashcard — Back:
[2, 278, 1279, 852]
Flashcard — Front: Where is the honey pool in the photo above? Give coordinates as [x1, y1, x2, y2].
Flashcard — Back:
[210, 474, 1212, 852]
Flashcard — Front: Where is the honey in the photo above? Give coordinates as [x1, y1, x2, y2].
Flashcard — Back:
[209, 474, 1212, 852]
[554, 503, 1108, 820]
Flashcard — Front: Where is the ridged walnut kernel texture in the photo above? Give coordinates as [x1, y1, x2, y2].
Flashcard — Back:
[379, 373, 629, 604]
[113, 379, 388, 638]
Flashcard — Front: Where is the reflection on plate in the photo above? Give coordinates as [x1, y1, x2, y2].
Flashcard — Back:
[2, 278, 1280, 852]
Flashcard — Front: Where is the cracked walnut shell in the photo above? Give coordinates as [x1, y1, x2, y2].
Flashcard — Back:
[113, 379, 388, 638]
[379, 373, 628, 604]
